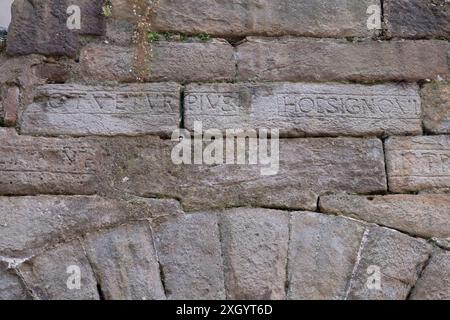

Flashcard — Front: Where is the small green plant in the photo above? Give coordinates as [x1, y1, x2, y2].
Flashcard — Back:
[198, 32, 211, 42]
[148, 31, 161, 42]
[180, 34, 188, 42]
[102, 0, 113, 17]
[163, 32, 174, 41]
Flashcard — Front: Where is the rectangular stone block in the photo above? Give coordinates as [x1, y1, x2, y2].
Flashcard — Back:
[18, 240, 99, 300]
[320, 194, 450, 239]
[0, 128, 103, 195]
[152, 213, 225, 299]
[0, 195, 181, 257]
[219, 208, 289, 300]
[422, 82, 450, 134]
[21, 83, 181, 137]
[83, 222, 166, 300]
[185, 82, 422, 137]
[237, 37, 449, 82]
[112, 0, 380, 38]
[385, 0, 450, 39]
[110, 136, 386, 211]
[80, 40, 235, 83]
[288, 212, 366, 300]
[386, 135, 450, 192]
[346, 227, 432, 300]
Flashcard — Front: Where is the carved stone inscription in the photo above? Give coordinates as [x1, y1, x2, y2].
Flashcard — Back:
[20, 83, 181, 136]
[184, 83, 422, 136]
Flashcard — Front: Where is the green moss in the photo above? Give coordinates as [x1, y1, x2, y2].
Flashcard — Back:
[198, 33, 211, 42]
[148, 31, 161, 42]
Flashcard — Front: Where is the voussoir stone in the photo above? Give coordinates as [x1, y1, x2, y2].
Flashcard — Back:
[20, 83, 181, 137]
[185, 82, 422, 137]
[79, 40, 235, 83]
[7, 0, 105, 57]
[287, 212, 366, 300]
[219, 208, 289, 300]
[152, 213, 225, 300]
[0, 262, 30, 300]
[385, 0, 450, 39]
[18, 240, 99, 300]
[410, 251, 450, 300]
[237, 37, 450, 82]
[109, 136, 386, 211]
[346, 227, 432, 300]
[422, 82, 450, 134]
[385, 135, 450, 192]
[0, 195, 182, 257]
[320, 193, 450, 239]
[83, 222, 166, 300]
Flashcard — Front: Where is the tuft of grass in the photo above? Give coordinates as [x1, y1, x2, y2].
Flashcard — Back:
[148, 31, 161, 42]
[198, 32, 211, 42]
[162, 32, 174, 41]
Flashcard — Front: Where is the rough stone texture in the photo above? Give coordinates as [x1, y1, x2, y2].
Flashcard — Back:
[34, 63, 70, 84]
[185, 82, 422, 137]
[0, 262, 30, 300]
[152, 213, 225, 299]
[0, 195, 182, 257]
[7, 0, 105, 57]
[385, 0, 450, 39]
[237, 37, 450, 82]
[385, 135, 450, 193]
[219, 208, 289, 300]
[346, 227, 432, 300]
[110, 136, 386, 211]
[83, 222, 166, 300]
[80, 40, 235, 83]
[21, 83, 181, 137]
[112, 0, 380, 38]
[422, 82, 450, 134]
[320, 194, 450, 239]
[18, 240, 99, 300]
[287, 212, 366, 300]
[2, 86, 20, 126]
[0, 128, 103, 195]
[410, 251, 450, 300]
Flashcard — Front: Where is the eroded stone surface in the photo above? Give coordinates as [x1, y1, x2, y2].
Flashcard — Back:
[320, 194, 450, 239]
[0, 195, 181, 257]
[110, 136, 386, 211]
[84, 222, 165, 300]
[21, 83, 181, 137]
[385, 135, 450, 192]
[219, 208, 289, 300]
[346, 227, 432, 300]
[19, 240, 99, 300]
[152, 213, 225, 299]
[185, 82, 422, 137]
[0, 262, 30, 300]
[385, 0, 450, 39]
[80, 40, 235, 83]
[422, 82, 450, 134]
[410, 251, 450, 300]
[237, 38, 449, 82]
[288, 212, 366, 300]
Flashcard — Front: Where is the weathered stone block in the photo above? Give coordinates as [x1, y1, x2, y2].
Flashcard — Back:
[152, 213, 225, 299]
[320, 194, 450, 239]
[2, 86, 20, 126]
[219, 208, 289, 300]
[422, 82, 450, 134]
[385, 135, 450, 192]
[287, 212, 366, 300]
[80, 40, 235, 83]
[111, 0, 380, 38]
[110, 136, 386, 211]
[0, 195, 181, 257]
[19, 240, 99, 300]
[0, 262, 30, 300]
[7, 0, 105, 57]
[0, 128, 103, 195]
[237, 37, 449, 82]
[21, 83, 181, 137]
[84, 222, 165, 300]
[385, 0, 450, 39]
[185, 82, 422, 137]
[346, 227, 432, 300]
[410, 251, 450, 300]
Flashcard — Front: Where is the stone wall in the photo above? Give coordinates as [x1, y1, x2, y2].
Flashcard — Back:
[0, 0, 449, 300]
